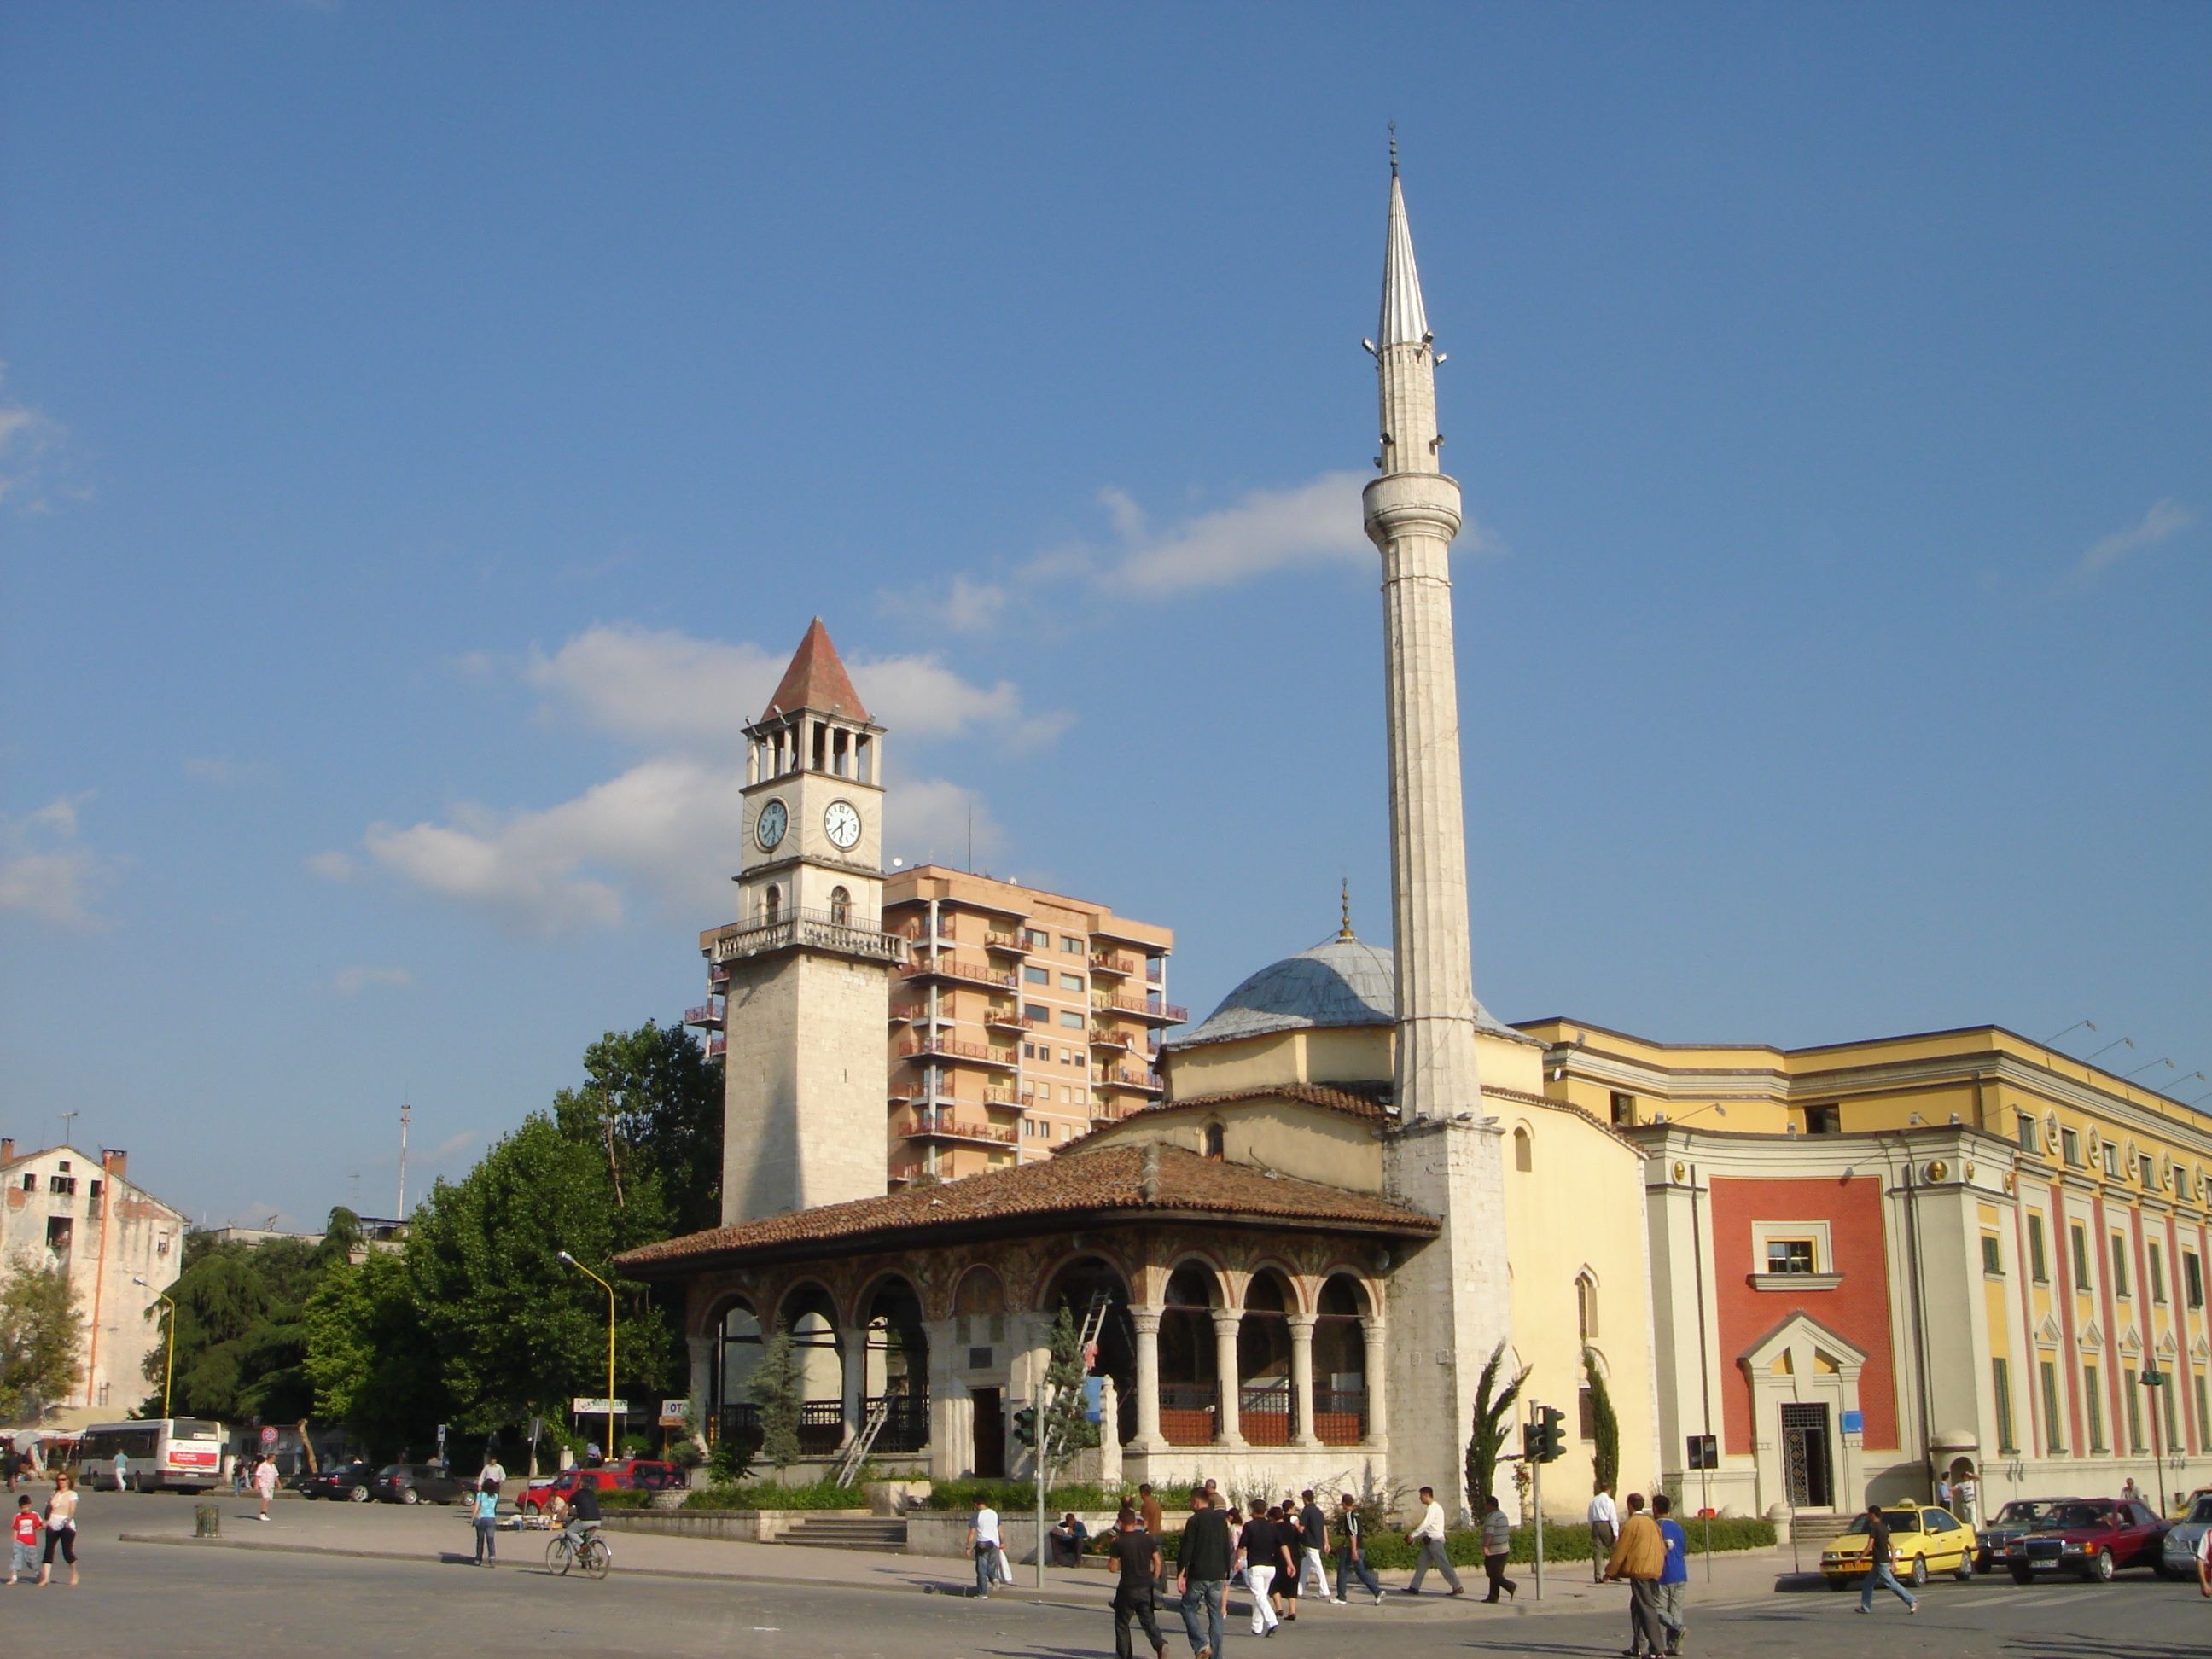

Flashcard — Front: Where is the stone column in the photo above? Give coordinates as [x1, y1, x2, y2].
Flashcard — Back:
[1097, 1377, 1124, 1487]
[1213, 1311, 1246, 1447]
[1131, 1307, 1164, 1449]
[841, 1330, 868, 1447]
[686, 1335, 714, 1441]
[1362, 1317, 1389, 1447]
[1288, 1313, 1320, 1447]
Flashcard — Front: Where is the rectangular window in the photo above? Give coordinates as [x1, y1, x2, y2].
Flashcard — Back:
[2151, 1243, 2166, 1305]
[1023, 965, 1049, 984]
[1805, 1103, 1841, 1135]
[2072, 1225, 2091, 1290]
[2029, 1215, 2049, 1283]
[1765, 1239, 1816, 1275]
[2040, 1359, 2064, 1452]
[2085, 1364, 2105, 1452]
[1062, 936, 1083, 953]
[1058, 1010, 1083, 1029]
[45, 1216, 71, 1253]
[2186, 1253, 2203, 1310]
[1059, 972, 1084, 991]
[48, 1175, 75, 1196]
[1022, 928, 1047, 949]
[2125, 1369, 2144, 1452]
[1982, 1235, 2004, 1277]
[2112, 1234, 2130, 1299]
[2142, 1155, 2157, 1190]
[2062, 1128, 2081, 1167]
[1993, 1358, 2017, 1454]
[1577, 1387, 1596, 1441]
[1024, 1003, 1049, 1024]
[2017, 1113, 2038, 1152]
[2103, 1144, 2120, 1179]
[1609, 1091, 1635, 1127]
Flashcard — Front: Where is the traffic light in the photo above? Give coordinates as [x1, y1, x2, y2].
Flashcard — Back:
[1534, 1406, 1567, 1464]
[1012, 1406, 1038, 1449]
[1522, 1418, 1544, 1462]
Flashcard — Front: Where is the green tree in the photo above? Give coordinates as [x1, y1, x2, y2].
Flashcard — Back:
[1584, 1348, 1620, 1497]
[552, 1020, 724, 1236]
[1464, 1340, 1531, 1516]
[405, 1114, 675, 1438]
[0, 1253, 83, 1420]
[302, 1247, 445, 1458]
[747, 1327, 801, 1470]
[1039, 1303, 1100, 1478]
[143, 1225, 342, 1424]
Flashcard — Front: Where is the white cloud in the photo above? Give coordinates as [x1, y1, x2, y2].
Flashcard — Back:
[0, 372, 83, 513]
[2072, 498, 2196, 584]
[333, 965, 413, 996]
[885, 572, 1009, 634]
[0, 795, 121, 928]
[305, 849, 361, 882]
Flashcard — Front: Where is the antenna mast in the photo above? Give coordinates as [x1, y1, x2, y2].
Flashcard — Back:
[398, 1098, 411, 1219]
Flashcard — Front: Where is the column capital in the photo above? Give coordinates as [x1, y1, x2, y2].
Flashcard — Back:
[1211, 1309, 1243, 1336]
[1286, 1312, 1319, 1336]
[1130, 1305, 1164, 1336]
[1359, 1313, 1388, 1338]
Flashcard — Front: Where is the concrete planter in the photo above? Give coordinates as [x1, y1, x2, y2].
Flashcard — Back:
[600, 1506, 872, 1543]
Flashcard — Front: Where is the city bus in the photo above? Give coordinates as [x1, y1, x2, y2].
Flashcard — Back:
[78, 1419, 226, 1492]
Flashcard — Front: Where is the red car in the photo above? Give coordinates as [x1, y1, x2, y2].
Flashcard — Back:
[1997, 1497, 2170, 1582]
[519, 1467, 634, 1515]
[607, 1458, 688, 1492]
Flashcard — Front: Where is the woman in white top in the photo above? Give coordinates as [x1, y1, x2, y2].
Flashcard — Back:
[38, 1469, 79, 1586]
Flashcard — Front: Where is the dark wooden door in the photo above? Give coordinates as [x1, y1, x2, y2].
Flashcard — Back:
[971, 1387, 1004, 1478]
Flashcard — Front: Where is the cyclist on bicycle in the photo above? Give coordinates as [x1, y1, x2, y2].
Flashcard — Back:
[560, 1476, 602, 1554]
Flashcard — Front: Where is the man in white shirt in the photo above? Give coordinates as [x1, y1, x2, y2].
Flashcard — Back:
[967, 1496, 1004, 1599]
[1404, 1484, 1464, 1595]
[1587, 1484, 1620, 1584]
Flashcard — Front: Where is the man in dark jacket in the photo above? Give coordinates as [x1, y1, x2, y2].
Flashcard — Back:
[1296, 1491, 1340, 1603]
[1176, 1489, 1234, 1659]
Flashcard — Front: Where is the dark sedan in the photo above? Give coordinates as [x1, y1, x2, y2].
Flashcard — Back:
[291, 1459, 375, 1502]
[369, 1463, 469, 1506]
[1977, 1497, 2070, 1570]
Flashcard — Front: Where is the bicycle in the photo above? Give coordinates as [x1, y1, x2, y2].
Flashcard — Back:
[544, 1525, 612, 1580]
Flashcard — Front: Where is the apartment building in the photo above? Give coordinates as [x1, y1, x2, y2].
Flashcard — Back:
[882, 867, 1178, 1185]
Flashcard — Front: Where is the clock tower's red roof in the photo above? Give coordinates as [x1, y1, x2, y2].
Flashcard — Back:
[763, 617, 870, 723]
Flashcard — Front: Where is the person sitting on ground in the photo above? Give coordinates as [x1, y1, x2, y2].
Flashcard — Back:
[1050, 1510, 1090, 1566]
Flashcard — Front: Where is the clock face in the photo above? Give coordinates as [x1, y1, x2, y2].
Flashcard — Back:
[824, 799, 863, 851]
[754, 798, 789, 853]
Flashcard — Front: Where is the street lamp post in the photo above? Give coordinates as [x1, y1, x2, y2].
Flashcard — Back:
[558, 1251, 618, 1464]
[133, 1275, 177, 1421]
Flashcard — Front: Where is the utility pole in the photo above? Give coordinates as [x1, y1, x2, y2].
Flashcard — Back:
[397, 1098, 410, 1220]
[1528, 1400, 1545, 1602]
[1033, 1374, 1048, 1588]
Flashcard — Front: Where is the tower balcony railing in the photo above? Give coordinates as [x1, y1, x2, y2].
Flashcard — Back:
[684, 998, 726, 1030]
[901, 956, 1015, 991]
[1090, 952, 1138, 978]
[1094, 1067, 1165, 1094]
[896, 1036, 1018, 1070]
[711, 910, 907, 969]
[1092, 992, 1188, 1024]
[904, 1112, 1017, 1147]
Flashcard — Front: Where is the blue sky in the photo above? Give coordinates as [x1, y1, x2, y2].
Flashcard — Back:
[3, 4, 2206, 1229]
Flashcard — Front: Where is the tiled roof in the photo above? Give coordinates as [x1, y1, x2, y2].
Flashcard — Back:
[1065, 1084, 1388, 1151]
[616, 1143, 1436, 1272]
[764, 617, 870, 723]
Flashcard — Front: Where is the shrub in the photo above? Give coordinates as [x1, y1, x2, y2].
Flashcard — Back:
[680, 1478, 868, 1511]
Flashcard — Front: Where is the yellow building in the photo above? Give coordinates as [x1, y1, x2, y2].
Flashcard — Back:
[1527, 1018, 2212, 1521]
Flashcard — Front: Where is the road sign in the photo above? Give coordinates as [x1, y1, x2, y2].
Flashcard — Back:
[572, 1398, 629, 1417]
[1840, 1409, 1865, 1434]
[1686, 1433, 1718, 1470]
[258, 1425, 278, 1447]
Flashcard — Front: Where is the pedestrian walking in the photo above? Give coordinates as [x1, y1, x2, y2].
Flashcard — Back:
[111, 1447, 130, 1494]
[9, 1493, 41, 1585]
[479, 1452, 507, 1491]
[1274, 1500, 1301, 1621]
[1405, 1484, 1464, 1596]
[1852, 1505, 1918, 1617]
[1140, 1481, 1164, 1541]
[1587, 1481, 1619, 1583]
[1240, 1505, 1288, 1636]
[1295, 1490, 1340, 1603]
[36, 1469, 78, 1587]
[1333, 1493, 1383, 1604]
[1601, 1492, 1669, 1656]
[1652, 1493, 1687, 1656]
[471, 1477, 500, 1567]
[1479, 1494, 1517, 1604]
[965, 1495, 1004, 1599]
[1175, 1488, 1234, 1659]
[253, 1452, 278, 1521]
[1109, 1506, 1169, 1659]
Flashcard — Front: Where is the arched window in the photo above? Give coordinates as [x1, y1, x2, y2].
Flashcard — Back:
[1202, 1122, 1225, 1160]
[764, 884, 783, 925]
[1576, 1272, 1599, 1343]
[1514, 1126, 1533, 1173]
[829, 885, 852, 927]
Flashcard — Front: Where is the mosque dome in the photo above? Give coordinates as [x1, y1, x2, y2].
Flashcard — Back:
[1169, 928, 1522, 1051]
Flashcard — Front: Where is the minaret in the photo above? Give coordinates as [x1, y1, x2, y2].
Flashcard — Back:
[1365, 145, 1513, 1519]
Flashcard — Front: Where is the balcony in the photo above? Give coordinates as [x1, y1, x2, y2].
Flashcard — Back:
[707, 961, 731, 991]
[890, 1002, 953, 1026]
[897, 1036, 1018, 1071]
[983, 1004, 1036, 1033]
[904, 1113, 1018, 1148]
[902, 956, 1016, 991]
[888, 1159, 928, 1185]
[684, 998, 725, 1030]
[1094, 991, 1188, 1025]
[710, 909, 908, 969]
[896, 923, 959, 952]
[1090, 952, 1138, 979]
[1094, 1066, 1165, 1095]
[984, 928, 1027, 956]
[707, 1033, 727, 1058]
[1091, 1027, 1138, 1054]
[981, 1086, 1038, 1109]
[888, 1086, 960, 1112]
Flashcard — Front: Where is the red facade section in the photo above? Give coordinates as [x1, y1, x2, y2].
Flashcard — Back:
[1711, 1175, 1900, 1453]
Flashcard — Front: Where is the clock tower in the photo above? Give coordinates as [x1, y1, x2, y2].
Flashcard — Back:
[711, 618, 906, 1224]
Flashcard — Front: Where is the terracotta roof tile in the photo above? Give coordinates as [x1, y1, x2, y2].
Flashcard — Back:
[1065, 1084, 1387, 1151]
[616, 1143, 1435, 1273]
[763, 617, 870, 723]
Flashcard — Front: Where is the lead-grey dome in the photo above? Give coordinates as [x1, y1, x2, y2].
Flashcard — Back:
[1170, 932, 1526, 1051]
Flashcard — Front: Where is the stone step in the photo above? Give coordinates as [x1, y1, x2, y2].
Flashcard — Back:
[779, 1516, 909, 1553]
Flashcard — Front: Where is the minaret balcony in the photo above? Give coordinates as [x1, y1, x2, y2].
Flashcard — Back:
[711, 909, 907, 969]
[683, 998, 725, 1031]
[901, 956, 1015, 991]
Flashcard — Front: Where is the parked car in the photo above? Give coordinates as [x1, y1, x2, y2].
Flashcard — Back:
[518, 1466, 635, 1515]
[1999, 1498, 2169, 1582]
[1820, 1505, 1978, 1588]
[291, 1459, 375, 1502]
[370, 1463, 469, 1506]
[2169, 1486, 2212, 1521]
[2159, 1494, 2212, 1577]
[1976, 1497, 2070, 1570]
[607, 1458, 688, 1493]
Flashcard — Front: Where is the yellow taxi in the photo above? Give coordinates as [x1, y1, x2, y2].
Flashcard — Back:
[1820, 1505, 1978, 1588]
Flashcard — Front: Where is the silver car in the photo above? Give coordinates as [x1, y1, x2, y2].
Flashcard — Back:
[2160, 1494, 2212, 1577]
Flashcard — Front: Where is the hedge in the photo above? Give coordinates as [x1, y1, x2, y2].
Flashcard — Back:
[681, 1479, 869, 1511]
[597, 1488, 655, 1511]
